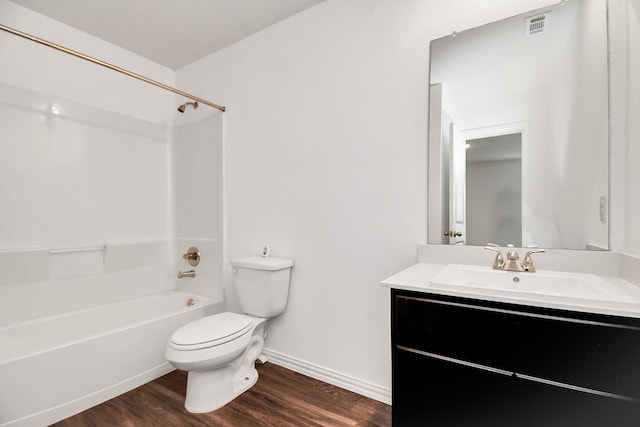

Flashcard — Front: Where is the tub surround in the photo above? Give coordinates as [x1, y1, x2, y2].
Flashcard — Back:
[0, 241, 169, 327]
[0, 240, 166, 283]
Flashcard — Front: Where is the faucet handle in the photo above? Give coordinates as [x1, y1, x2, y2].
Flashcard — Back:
[484, 246, 505, 270]
[182, 246, 200, 266]
[523, 249, 545, 272]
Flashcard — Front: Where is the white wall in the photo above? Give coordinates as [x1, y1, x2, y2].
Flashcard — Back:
[625, 0, 640, 254]
[176, 0, 563, 399]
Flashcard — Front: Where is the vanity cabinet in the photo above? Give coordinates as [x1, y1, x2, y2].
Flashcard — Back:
[391, 289, 640, 426]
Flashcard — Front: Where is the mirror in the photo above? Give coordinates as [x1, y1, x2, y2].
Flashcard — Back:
[427, 0, 609, 250]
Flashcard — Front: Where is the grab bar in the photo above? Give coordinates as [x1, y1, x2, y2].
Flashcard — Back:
[49, 245, 106, 255]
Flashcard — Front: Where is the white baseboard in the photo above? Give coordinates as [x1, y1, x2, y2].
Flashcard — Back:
[262, 348, 392, 405]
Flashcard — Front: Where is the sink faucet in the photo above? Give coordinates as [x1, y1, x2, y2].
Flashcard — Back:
[484, 245, 545, 272]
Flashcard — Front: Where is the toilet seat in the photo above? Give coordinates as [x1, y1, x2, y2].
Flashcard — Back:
[169, 312, 253, 351]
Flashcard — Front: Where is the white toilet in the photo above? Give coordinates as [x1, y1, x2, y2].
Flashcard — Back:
[165, 256, 293, 413]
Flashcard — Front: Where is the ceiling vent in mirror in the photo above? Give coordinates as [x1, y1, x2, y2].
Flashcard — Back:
[525, 12, 550, 37]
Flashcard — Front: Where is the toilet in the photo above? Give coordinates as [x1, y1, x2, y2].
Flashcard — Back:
[165, 256, 293, 413]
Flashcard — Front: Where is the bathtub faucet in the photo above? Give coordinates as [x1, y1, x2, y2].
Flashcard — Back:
[178, 270, 196, 279]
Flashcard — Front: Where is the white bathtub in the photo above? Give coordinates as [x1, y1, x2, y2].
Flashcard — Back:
[0, 291, 224, 427]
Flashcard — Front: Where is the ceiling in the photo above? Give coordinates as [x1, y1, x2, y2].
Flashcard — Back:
[9, 0, 326, 69]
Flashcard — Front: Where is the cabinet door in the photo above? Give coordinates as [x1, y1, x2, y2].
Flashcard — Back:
[393, 346, 520, 427]
[513, 310, 640, 399]
[394, 294, 517, 372]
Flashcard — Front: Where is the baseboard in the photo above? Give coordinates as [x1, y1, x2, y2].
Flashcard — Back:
[262, 348, 392, 405]
[6, 363, 174, 427]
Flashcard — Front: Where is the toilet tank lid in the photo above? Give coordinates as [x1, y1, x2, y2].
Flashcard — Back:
[231, 256, 293, 271]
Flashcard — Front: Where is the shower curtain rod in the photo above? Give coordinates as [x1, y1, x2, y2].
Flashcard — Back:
[0, 23, 226, 112]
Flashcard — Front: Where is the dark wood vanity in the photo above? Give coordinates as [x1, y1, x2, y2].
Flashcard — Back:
[391, 288, 640, 426]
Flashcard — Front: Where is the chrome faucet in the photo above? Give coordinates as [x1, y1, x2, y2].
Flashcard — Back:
[485, 245, 545, 272]
[177, 270, 196, 279]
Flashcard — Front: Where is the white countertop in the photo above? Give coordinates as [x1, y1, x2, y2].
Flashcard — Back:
[382, 263, 640, 319]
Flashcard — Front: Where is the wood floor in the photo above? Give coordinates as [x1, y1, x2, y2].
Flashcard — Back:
[53, 363, 391, 426]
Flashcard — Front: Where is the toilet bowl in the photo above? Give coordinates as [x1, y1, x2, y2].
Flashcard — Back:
[165, 312, 267, 412]
[165, 255, 293, 413]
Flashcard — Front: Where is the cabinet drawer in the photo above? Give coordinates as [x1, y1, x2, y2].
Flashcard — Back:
[514, 312, 640, 399]
[394, 294, 517, 372]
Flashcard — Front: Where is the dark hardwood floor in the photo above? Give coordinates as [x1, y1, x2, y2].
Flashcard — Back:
[53, 363, 391, 426]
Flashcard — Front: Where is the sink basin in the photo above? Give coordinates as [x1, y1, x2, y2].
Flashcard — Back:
[430, 264, 640, 310]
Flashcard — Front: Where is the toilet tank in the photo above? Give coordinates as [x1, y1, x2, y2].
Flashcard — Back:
[231, 256, 293, 318]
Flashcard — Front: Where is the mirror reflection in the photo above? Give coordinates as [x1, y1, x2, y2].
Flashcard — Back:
[427, 0, 609, 250]
[466, 133, 522, 247]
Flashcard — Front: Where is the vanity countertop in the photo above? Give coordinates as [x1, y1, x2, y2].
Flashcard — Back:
[382, 263, 640, 319]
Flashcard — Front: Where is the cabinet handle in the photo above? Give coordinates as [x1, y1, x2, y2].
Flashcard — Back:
[397, 345, 637, 402]
[514, 372, 638, 402]
[397, 345, 512, 376]
[443, 230, 462, 237]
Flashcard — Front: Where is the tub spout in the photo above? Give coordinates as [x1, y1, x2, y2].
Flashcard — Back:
[178, 270, 196, 279]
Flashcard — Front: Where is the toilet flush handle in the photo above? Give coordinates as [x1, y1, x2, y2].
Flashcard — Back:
[261, 245, 270, 257]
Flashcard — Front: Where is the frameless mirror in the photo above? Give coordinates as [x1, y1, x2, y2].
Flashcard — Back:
[427, 0, 609, 250]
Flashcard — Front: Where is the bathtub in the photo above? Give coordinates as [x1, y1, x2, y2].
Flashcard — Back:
[0, 291, 224, 427]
